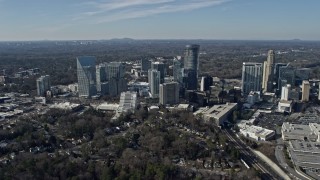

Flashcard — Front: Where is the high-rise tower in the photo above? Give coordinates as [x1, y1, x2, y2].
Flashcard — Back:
[262, 50, 275, 93]
[148, 69, 161, 98]
[184, 44, 200, 90]
[36, 75, 51, 97]
[77, 56, 97, 98]
[241, 62, 263, 95]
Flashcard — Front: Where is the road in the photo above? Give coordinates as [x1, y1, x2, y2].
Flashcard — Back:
[222, 129, 278, 180]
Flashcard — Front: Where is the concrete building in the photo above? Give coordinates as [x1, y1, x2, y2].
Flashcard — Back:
[278, 100, 293, 113]
[36, 75, 51, 97]
[184, 44, 200, 90]
[159, 82, 179, 105]
[241, 62, 263, 95]
[237, 120, 275, 141]
[117, 91, 137, 113]
[77, 56, 97, 98]
[301, 80, 310, 102]
[281, 84, 291, 101]
[194, 103, 237, 126]
[281, 122, 320, 141]
[148, 69, 161, 98]
[200, 75, 213, 92]
[262, 50, 275, 93]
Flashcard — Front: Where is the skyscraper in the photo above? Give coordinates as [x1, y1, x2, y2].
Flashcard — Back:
[184, 44, 200, 90]
[278, 64, 295, 90]
[36, 75, 51, 96]
[301, 80, 310, 102]
[173, 57, 183, 84]
[151, 62, 166, 83]
[106, 62, 127, 96]
[96, 64, 107, 94]
[159, 82, 179, 105]
[241, 62, 263, 95]
[262, 50, 275, 93]
[148, 69, 161, 98]
[77, 56, 96, 98]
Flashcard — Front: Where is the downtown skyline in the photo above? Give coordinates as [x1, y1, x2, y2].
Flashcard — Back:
[0, 0, 320, 41]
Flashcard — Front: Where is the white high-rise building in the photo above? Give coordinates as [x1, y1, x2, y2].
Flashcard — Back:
[148, 69, 161, 98]
[36, 75, 51, 96]
[159, 82, 179, 105]
[241, 62, 263, 95]
[301, 80, 310, 102]
[281, 84, 291, 101]
[77, 56, 96, 98]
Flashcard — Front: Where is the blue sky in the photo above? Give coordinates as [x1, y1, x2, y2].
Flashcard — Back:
[0, 0, 319, 41]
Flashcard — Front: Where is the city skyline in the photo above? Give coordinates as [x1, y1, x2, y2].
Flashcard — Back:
[0, 0, 319, 41]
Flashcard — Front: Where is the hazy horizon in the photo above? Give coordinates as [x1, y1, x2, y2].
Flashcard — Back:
[0, 0, 319, 41]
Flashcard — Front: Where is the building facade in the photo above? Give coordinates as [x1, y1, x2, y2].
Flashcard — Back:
[36, 75, 51, 97]
[301, 80, 310, 102]
[159, 82, 179, 105]
[262, 50, 275, 93]
[148, 69, 161, 98]
[77, 56, 97, 98]
[184, 44, 200, 90]
[241, 62, 263, 95]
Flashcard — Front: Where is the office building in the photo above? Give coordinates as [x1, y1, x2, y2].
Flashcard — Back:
[241, 62, 263, 95]
[159, 82, 179, 105]
[184, 70, 198, 90]
[200, 75, 213, 92]
[106, 62, 127, 96]
[77, 56, 97, 98]
[184, 44, 200, 75]
[274, 63, 288, 89]
[173, 57, 184, 84]
[281, 84, 291, 101]
[194, 103, 238, 126]
[148, 69, 161, 98]
[237, 121, 275, 141]
[301, 80, 310, 102]
[184, 44, 200, 90]
[278, 64, 295, 90]
[151, 62, 166, 83]
[262, 50, 275, 93]
[36, 75, 51, 97]
[295, 68, 311, 85]
[141, 59, 152, 72]
[96, 64, 107, 95]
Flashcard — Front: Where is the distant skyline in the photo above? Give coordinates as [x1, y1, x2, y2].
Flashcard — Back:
[0, 0, 319, 41]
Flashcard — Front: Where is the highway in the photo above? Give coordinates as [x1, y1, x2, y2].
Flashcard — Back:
[222, 129, 279, 180]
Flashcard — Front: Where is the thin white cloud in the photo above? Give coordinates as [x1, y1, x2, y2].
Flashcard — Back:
[74, 0, 230, 23]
